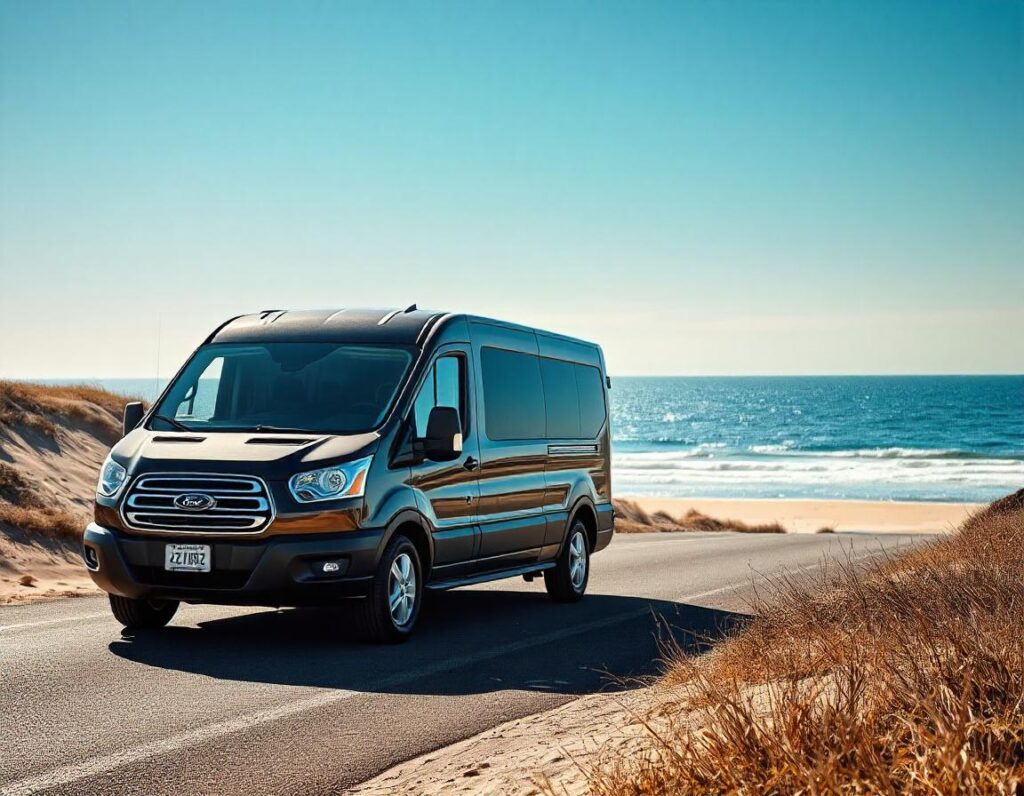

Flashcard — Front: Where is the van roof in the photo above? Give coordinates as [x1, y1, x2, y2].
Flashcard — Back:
[208, 307, 599, 350]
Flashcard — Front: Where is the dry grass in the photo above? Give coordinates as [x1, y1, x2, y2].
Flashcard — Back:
[0, 380, 133, 417]
[0, 504, 86, 544]
[0, 461, 84, 543]
[0, 380, 139, 443]
[589, 490, 1024, 794]
[614, 498, 787, 534]
[0, 415, 96, 546]
[0, 461, 38, 505]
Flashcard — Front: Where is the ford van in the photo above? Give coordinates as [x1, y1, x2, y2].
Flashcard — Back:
[84, 308, 614, 642]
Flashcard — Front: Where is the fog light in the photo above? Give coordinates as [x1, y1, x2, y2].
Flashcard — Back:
[83, 546, 99, 571]
[308, 558, 347, 578]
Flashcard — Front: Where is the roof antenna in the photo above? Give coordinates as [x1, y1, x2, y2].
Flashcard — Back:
[154, 314, 162, 403]
[403, 304, 417, 313]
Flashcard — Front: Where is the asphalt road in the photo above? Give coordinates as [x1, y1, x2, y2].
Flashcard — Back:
[0, 531, 930, 796]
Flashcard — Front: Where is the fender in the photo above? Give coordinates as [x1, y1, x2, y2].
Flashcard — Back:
[374, 508, 436, 573]
[562, 494, 598, 553]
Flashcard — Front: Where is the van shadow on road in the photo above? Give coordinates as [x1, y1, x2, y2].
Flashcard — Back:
[108, 589, 747, 698]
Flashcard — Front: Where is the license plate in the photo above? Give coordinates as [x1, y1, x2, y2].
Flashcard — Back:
[165, 544, 211, 573]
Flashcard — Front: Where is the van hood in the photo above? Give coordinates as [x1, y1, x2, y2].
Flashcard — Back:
[112, 429, 380, 479]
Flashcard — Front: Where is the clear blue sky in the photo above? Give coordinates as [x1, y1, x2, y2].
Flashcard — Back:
[1, 0, 1021, 377]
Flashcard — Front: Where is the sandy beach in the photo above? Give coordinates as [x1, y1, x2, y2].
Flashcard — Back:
[623, 496, 983, 534]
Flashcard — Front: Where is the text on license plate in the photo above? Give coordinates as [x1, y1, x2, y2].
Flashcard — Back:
[165, 544, 211, 573]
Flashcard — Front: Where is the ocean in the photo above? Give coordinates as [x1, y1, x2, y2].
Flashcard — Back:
[611, 376, 1023, 502]
[41, 375, 1024, 503]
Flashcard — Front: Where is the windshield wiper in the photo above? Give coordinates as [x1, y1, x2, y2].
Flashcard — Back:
[150, 414, 194, 432]
[247, 424, 315, 434]
[177, 423, 325, 434]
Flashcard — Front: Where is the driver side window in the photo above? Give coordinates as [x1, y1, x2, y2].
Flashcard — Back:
[413, 355, 465, 436]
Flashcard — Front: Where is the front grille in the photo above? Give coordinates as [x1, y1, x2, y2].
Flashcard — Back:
[121, 473, 274, 534]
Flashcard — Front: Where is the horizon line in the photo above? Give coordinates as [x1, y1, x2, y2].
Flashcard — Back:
[7, 372, 1024, 381]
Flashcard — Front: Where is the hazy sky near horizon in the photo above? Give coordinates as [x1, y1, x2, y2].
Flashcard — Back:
[1, 0, 1022, 378]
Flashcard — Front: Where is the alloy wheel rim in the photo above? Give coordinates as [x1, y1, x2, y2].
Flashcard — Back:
[388, 552, 417, 628]
[569, 531, 587, 590]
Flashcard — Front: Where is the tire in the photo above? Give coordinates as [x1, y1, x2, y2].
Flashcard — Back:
[354, 534, 423, 644]
[108, 594, 179, 630]
[544, 520, 590, 603]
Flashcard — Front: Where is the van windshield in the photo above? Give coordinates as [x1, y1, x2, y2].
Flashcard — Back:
[152, 343, 413, 434]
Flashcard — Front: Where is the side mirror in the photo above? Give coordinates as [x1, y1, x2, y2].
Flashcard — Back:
[122, 402, 145, 437]
[422, 406, 463, 462]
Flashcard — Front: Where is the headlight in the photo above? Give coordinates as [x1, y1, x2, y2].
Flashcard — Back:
[96, 454, 128, 497]
[289, 456, 373, 503]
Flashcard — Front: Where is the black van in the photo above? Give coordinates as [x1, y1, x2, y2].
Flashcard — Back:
[84, 308, 614, 642]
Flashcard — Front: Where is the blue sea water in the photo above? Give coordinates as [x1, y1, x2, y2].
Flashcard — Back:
[42, 375, 1024, 503]
[610, 376, 1024, 502]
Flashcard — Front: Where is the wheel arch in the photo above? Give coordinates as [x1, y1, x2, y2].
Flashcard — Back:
[566, 496, 598, 553]
[379, 509, 434, 579]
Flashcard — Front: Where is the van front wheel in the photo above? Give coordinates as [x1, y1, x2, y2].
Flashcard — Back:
[355, 534, 423, 644]
[108, 594, 179, 630]
[545, 522, 590, 603]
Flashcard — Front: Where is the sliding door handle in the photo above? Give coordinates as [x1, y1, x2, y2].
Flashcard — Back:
[463, 456, 479, 471]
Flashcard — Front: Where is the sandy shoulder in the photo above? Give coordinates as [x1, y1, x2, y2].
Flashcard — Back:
[345, 687, 662, 796]
[0, 527, 99, 605]
[624, 496, 982, 534]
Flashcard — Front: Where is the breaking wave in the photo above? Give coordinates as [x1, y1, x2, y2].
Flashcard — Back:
[611, 448, 1024, 501]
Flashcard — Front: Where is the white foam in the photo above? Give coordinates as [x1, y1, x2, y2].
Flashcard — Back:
[612, 449, 1024, 493]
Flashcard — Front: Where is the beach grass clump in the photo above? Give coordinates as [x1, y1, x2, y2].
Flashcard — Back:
[0, 503, 86, 544]
[613, 499, 786, 534]
[612, 499, 660, 532]
[0, 463, 85, 544]
[0, 380, 140, 443]
[0, 462, 43, 507]
[589, 490, 1024, 794]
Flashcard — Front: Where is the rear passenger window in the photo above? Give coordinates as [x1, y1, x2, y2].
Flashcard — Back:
[575, 364, 606, 437]
[540, 358, 580, 438]
[481, 347, 545, 440]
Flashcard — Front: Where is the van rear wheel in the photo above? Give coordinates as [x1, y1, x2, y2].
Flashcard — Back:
[108, 594, 179, 630]
[545, 521, 590, 603]
[354, 533, 423, 644]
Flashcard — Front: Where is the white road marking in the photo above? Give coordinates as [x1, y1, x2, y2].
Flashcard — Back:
[0, 584, 731, 796]
[0, 605, 273, 633]
[0, 612, 108, 631]
[674, 582, 737, 603]
[674, 551, 894, 608]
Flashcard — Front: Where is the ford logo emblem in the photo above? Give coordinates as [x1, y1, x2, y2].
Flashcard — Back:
[174, 493, 216, 511]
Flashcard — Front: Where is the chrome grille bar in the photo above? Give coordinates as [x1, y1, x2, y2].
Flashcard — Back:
[120, 473, 274, 535]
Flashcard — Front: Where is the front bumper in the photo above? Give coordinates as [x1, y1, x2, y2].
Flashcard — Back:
[82, 523, 384, 606]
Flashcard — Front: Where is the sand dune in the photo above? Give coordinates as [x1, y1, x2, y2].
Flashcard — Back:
[620, 495, 981, 534]
[0, 382, 129, 603]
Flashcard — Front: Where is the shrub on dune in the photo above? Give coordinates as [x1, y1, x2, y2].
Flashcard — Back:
[612, 499, 786, 534]
[589, 490, 1024, 794]
[0, 380, 141, 443]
